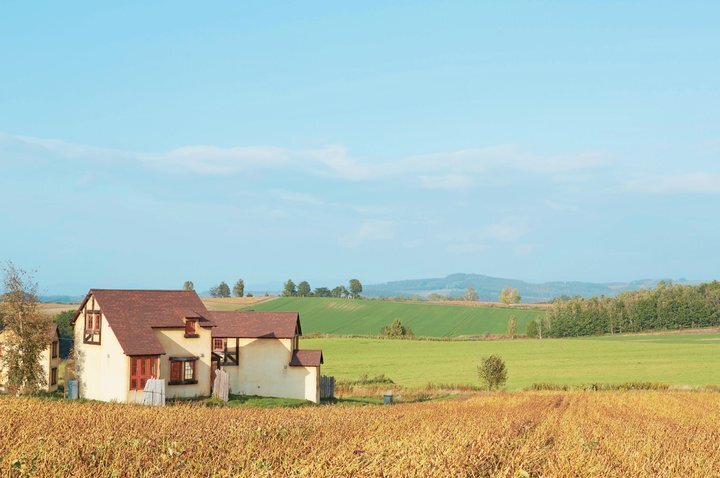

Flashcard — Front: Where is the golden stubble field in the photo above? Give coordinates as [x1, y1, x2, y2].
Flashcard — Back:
[1, 391, 719, 477]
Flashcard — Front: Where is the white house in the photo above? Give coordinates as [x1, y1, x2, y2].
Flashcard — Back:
[71, 289, 323, 403]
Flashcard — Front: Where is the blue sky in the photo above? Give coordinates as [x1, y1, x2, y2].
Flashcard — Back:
[1, 1, 719, 294]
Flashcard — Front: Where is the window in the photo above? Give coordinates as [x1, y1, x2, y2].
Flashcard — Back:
[184, 319, 198, 338]
[129, 356, 158, 391]
[51, 341, 59, 359]
[83, 310, 102, 344]
[50, 367, 57, 386]
[169, 357, 197, 385]
[213, 338, 226, 351]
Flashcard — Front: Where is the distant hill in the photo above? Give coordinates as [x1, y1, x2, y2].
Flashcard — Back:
[362, 273, 699, 303]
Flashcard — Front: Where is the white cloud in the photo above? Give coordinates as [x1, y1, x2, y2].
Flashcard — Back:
[139, 146, 289, 174]
[544, 200, 580, 213]
[418, 174, 473, 189]
[338, 220, 396, 248]
[0, 132, 608, 184]
[447, 243, 488, 254]
[273, 190, 325, 207]
[625, 173, 720, 194]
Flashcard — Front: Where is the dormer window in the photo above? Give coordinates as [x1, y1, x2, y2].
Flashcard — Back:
[184, 318, 199, 338]
[83, 309, 102, 345]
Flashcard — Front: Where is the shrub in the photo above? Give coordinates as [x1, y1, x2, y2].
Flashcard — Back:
[477, 355, 508, 391]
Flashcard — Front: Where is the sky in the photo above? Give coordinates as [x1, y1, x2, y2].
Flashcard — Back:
[1, 1, 719, 294]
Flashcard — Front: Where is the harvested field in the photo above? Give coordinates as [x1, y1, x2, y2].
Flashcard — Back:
[1, 392, 719, 477]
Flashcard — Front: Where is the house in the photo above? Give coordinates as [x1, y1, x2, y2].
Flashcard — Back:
[71, 289, 323, 403]
[0, 323, 61, 393]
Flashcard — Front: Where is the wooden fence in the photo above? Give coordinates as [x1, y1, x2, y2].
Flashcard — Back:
[320, 376, 335, 400]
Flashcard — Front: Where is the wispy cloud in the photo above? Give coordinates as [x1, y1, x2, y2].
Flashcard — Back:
[625, 173, 720, 194]
[418, 174, 473, 189]
[273, 190, 325, 207]
[338, 220, 396, 248]
[0, 132, 609, 186]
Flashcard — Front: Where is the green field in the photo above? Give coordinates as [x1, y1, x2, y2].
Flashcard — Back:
[305, 333, 720, 389]
[244, 297, 543, 337]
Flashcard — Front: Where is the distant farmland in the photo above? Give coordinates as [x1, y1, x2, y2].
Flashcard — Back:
[242, 297, 544, 337]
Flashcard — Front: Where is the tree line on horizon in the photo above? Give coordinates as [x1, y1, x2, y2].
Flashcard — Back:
[282, 279, 363, 299]
[180, 278, 364, 299]
[528, 280, 720, 338]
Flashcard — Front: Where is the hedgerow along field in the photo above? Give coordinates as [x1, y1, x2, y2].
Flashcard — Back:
[242, 297, 543, 337]
[306, 332, 720, 389]
[2, 392, 719, 477]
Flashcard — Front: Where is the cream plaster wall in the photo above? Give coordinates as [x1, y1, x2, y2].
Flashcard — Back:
[73, 298, 129, 402]
[221, 338, 320, 403]
[145, 326, 212, 401]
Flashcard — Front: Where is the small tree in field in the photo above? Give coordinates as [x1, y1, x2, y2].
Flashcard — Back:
[500, 287, 521, 305]
[348, 279, 363, 299]
[477, 355, 508, 391]
[1, 263, 52, 395]
[507, 315, 518, 339]
[233, 279, 245, 298]
[464, 287, 479, 301]
[182, 281, 194, 291]
[297, 281, 311, 297]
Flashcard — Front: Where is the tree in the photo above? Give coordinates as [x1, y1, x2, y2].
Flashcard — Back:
[331, 285, 348, 298]
[233, 279, 245, 298]
[210, 282, 231, 298]
[500, 287, 521, 305]
[507, 315, 518, 339]
[464, 287, 479, 301]
[380, 319, 414, 338]
[0, 263, 52, 395]
[297, 281, 311, 297]
[182, 281, 194, 291]
[348, 279, 363, 299]
[283, 279, 297, 297]
[477, 355, 508, 391]
[314, 287, 331, 298]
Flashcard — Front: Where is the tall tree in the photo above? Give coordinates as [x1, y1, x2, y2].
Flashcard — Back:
[464, 287, 479, 301]
[0, 263, 51, 395]
[210, 282, 231, 298]
[507, 315, 518, 339]
[233, 279, 245, 298]
[182, 281, 194, 291]
[331, 285, 348, 298]
[217, 281, 231, 298]
[348, 279, 363, 299]
[500, 287, 521, 305]
[283, 279, 297, 297]
[297, 281, 311, 297]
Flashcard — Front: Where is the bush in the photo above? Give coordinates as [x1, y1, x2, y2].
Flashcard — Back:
[379, 319, 414, 338]
[477, 355, 508, 391]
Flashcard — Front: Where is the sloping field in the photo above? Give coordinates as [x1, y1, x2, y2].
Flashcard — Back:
[305, 332, 720, 389]
[2, 392, 719, 476]
[244, 297, 542, 337]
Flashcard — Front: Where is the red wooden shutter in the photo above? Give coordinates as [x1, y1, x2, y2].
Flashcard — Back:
[171, 361, 182, 382]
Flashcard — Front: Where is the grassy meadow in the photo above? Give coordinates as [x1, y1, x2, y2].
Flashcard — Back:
[306, 332, 720, 389]
[244, 297, 543, 337]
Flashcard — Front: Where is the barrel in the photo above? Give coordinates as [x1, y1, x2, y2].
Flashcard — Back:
[67, 380, 79, 399]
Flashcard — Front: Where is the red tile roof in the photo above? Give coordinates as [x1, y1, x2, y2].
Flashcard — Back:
[289, 350, 323, 367]
[210, 311, 300, 339]
[71, 290, 212, 356]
